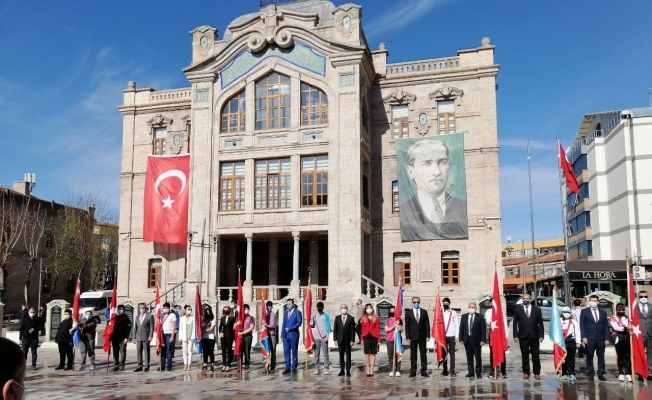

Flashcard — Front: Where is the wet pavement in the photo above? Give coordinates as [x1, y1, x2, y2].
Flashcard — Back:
[23, 346, 650, 399]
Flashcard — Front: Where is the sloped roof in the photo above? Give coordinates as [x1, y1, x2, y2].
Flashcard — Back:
[502, 252, 565, 267]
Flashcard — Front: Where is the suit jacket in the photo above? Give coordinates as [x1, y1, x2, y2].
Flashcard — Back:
[404, 308, 431, 341]
[112, 314, 132, 341]
[132, 312, 155, 341]
[580, 307, 609, 341]
[639, 304, 652, 338]
[281, 308, 302, 340]
[333, 314, 356, 343]
[55, 318, 73, 345]
[512, 304, 545, 339]
[218, 316, 236, 338]
[399, 191, 468, 241]
[459, 312, 486, 346]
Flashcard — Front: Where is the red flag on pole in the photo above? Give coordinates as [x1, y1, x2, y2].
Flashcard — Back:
[143, 154, 190, 245]
[628, 266, 649, 378]
[558, 142, 580, 194]
[194, 285, 203, 355]
[490, 271, 508, 368]
[154, 284, 164, 355]
[102, 282, 118, 352]
[72, 279, 81, 323]
[233, 273, 244, 357]
[431, 293, 446, 363]
[304, 285, 314, 355]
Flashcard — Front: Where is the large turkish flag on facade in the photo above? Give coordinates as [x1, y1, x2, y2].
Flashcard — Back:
[143, 154, 190, 244]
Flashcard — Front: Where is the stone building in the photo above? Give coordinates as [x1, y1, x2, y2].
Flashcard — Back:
[117, 0, 501, 311]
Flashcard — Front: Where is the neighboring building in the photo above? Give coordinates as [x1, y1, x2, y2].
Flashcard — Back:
[91, 222, 119, 290]
[117, 0, 501, 309]
[563, 107, 652, 295]
[501, 237, 564, 258]
[501, 238, 565, 296]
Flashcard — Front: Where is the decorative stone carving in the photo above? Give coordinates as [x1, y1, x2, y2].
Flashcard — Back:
[414, 108, 432, 136]
[195, 90, 209, 102]
[339, 268, 357, 277]
[420, 268, 433, 281]
[181, 114, 191, 124]
[166, 131, 185, 155]
[334, 3, 361, 39]
[259, 134, 288, 145]
[146, 114, 172, 127]
[224, 139, 243, 149]
[303, 131, 323, 141]
[244, 6, 295, 53]
[190, 25, 218, 60]
[253, 212, 291, 223]
[382, 90, 417, 112]
[298, 210, 328, 221]
[219, 214, 246, 224]
[339, 74, 355, 87]
[430, 86, 464, 106]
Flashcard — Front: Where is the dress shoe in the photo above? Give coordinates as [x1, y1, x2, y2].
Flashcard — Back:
[488, 372, 495, 378]
[588, 376, 594, 381]
[409, 373, 417, 378]
[534, 375, 541, 380]
[502, 374, 508, 379]
[465, 373, 474, 378]
[144, 367, 150, 372]
[113, 366, 120, 372]
[283, 369, 292, 374]
[133, 366, 142, 372]
[346, 371, 351, 377]
[441, 371, 449, 376]
[292, 370, 298, 374]
[523, 374, 530, 379]
[421, 372, 429, 378]
[637, 375, 645, 381]
[54, 366, 64, 370]
[64, 367, 72, 371]
[476, 374, 482, 379]
[337, 370, 345, 377]
[450, 372, 457, 377]
[598, 375, 606, 381]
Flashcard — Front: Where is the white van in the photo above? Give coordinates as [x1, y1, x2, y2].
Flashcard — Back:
[78, 290, 113, 321]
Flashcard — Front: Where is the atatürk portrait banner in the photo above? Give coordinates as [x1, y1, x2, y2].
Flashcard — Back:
[397, 134, 468, 241]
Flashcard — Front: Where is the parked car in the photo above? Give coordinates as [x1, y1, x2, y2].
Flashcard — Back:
[508, 296, 566, 320]
[504, 293, 522, 316]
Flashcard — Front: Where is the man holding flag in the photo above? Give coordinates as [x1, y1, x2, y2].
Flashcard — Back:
[548, 293, 567, 379]
[486, 272, 509, 379]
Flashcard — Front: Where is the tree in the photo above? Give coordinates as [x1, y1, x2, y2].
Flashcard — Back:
[0, 189, 30, 302]
[21, 201, 53, 305]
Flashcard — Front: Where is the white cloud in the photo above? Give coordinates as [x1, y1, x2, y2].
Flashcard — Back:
[364, 0, 448, 39]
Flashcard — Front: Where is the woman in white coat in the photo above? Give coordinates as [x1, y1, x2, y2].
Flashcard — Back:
[178, 305, 196, 371]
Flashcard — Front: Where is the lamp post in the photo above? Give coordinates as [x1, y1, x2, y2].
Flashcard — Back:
[37, 258, 47, 317]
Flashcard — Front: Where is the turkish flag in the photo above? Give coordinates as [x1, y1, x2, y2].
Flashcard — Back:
[431, 293, 446, 363]
[143, 154, 190, 244]
[72, 279, 81, 323]
[628, 266, 649, 378]
[558, 142, 580, 194]
[490, 271, 508, 368]
[304, 285, 315, 355]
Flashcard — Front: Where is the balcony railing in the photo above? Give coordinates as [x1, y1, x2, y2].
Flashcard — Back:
[149, 88, 192, 103]
[568, 113, 622, 159]
[386, 57, 460, 76]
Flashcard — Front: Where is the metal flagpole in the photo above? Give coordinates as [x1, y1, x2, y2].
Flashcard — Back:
[627, 255, 636, 381]
[198, 218, 206, 296]
[557, 137, 572, 304]
[306, 269, 311, 371]
[527, 138, 538, 298]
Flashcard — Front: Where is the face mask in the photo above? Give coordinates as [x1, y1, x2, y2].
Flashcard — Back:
[186, 310, 192, 315]
[28, 313, 35, 318]
[63, 314, 71, 320]
[640, 297, 649, 305]
[413, 303, 420, 309]
[223, 310, 229, 315]
[244, 309, 250, 315]
[267, 306, 273, 312]
[617, 311, 625, 316]
[589, 301, 598, 309]
[443, 304, 450, 310]
[365, 308, 373, 314]
[468, 308, 476, 314]
[522, 300, 530, 306]
[117, 310, 123, 315]
[140, 308, 146, 313]
[286, 304, 293, 310]
[389, 310, 395, 316]
[317, 308, 324, 313]
[12, 381, 25, 400]
[85, 315, 92, 320]
[341, 309, 348, 315]
[562, 313, 571, 319]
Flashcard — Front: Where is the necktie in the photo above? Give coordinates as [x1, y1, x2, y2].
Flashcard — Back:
[593, 309, 598, 322]
[644, 305, 648, 315]
[470, 314, 474, 332]
[140, 314, 145, 324]
[342, 316, 345, 325]
[431, 199, 444, 225]
[416, 310, 420, 322]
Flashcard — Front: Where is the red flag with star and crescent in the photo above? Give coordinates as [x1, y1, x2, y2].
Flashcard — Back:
[490, 271, 509, 368]
[628, 265, 648, 378]
[143, 154, 190, 245]
[431, 293, 447, 363]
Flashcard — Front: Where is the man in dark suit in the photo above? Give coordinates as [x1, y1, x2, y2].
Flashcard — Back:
[399, 139, 468, 241]
[512, 294, 545, 379]
[333, 303, 356, 377]
[281, 298, 302, 374]
[458, 302, 486, 378]
[404, 296, 431, 377]
[132, 303, 155, 372]
[638, 290, 652, 381]
[580, 294, 610, 381]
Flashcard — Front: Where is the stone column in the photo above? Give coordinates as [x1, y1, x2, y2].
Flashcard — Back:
[269, 237, 278, 285]
[0, 302, 4, 338]
[244, 233, 254, 301]
[310, 237, 319, 285]
[290, 231, 301, 298]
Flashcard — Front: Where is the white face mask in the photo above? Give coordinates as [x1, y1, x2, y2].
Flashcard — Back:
[589, 301, 598, 309]
[365, 308, 373, 314]
[244, 310, 250, 315]
[562, 313, 571, 319]
[186, 310, 192, 315]
[163, 308, 169, 314]
[340, 309, 348, 315]
[140, 308, 146, 314]
[28, 313, 35, 318]
[117, 310, 123, 315]
[63, 314, 71, 320]
[640, 297, 649, 305]
[468, 308, 476, 314]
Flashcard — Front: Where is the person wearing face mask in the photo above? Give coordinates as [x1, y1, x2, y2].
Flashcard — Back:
[200, 306, 216, 372]
[178, 305, 196, 371]
[572, 299, 586, 359]
[458, 302, 485, 378]
[77, 311, 100, 371]
[405, 296, 431, 378]
[54, 309, 74, 371]
[333, 304, 355, 377]
[171, 305, 181, 360]
[609, 304, 631, 382]
[261, 301, 278, 372]
[579, 294, 609, 381]
[218, 306, 236, 371]
[236, 304, 255, 373]
[361, 303, 381, 377]
[385, 306, 403, 377]
[0, 337, 26, 400]
[18, 307, 41, 370]
[159, 302, 177, 371]
[310, 301, 332, 375]
[559, 307, 581, 381]
[638, 290, 652, 381]
[281, 298, 302, 374]
[133, 303, 155, 372]
[111, 305, 132, 372]
[441, 298, 458, 377]
[512, 294, 545, 380]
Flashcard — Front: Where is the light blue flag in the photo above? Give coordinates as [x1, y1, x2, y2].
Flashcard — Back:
[71, 325, 82, 347]
[549, 298, 567, 373]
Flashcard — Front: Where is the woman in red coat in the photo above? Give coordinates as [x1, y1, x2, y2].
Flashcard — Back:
[361, 303, 381, 377]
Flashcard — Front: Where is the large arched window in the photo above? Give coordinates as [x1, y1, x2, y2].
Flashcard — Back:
[255, 73, 291, 130]
[221, 90, 246, 133]
[301, 83, 328, 125]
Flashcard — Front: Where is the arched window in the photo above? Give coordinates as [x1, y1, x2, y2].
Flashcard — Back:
[221, 90, 246, 133]
[255, 73, 291, 130]
[301, 83, 328, 125]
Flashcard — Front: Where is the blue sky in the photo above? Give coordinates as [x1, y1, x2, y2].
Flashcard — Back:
[1, 0, 651, 242]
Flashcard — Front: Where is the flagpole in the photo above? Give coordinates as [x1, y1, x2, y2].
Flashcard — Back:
[494, 259, 497, 381]
[238, 265, 242, 378]
[557, 137, 571, 304]
[627, 257, 636, 381]
[433, 288, 438, 376]
[394, 279, 400, 377]
[306, 268, 311, 371]
[527, 138, 538, 298]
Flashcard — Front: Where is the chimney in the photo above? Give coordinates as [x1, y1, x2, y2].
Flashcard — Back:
[12, 181, 29, 195]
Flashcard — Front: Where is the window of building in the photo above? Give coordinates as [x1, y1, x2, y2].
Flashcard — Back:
[569, 211, 591, 235]
[392, 181, 399, 214]
[301, 83, 328, 125]
[391, 105, 409, 139]
[221, 90, 246, 133]
[301, 155, 328, 207]
[393, 253, 411, 286]
[569, 240, 593, 260]
[566, 183, 589, 209]
[362, 174, 369, 210]
[220, 161, 245, 211]
[572, 154, 587, 176]
[437, 100, 455, 134]
[255, 72, 291, 130]
[153, 127, 167, 155]
[148, 259, 162, 289]
[441, 251, 460, 286]
[255, 158, 291, 209]
[66, 277, 75, 294]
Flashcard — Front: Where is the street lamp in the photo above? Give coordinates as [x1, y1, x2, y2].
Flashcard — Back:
[37, 258, 47, 317]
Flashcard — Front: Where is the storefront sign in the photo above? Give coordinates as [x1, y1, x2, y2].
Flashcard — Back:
[569, 271, 626, 280]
